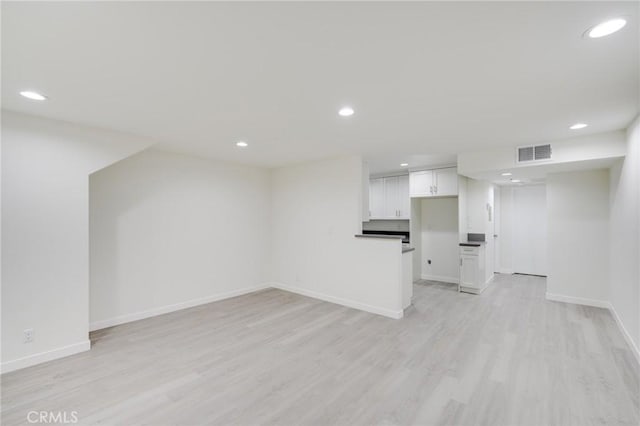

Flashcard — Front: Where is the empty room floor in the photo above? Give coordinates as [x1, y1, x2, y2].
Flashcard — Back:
[2, 275, 638, 425]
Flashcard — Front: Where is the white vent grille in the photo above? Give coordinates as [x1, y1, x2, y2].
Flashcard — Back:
[534, 144, 552, 160]
[517, 144, 552, 163]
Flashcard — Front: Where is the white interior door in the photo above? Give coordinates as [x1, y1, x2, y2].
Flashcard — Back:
[512, 185, 547, 276]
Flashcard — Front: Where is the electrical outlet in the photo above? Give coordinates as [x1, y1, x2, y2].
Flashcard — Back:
[23, 328, 34, 343]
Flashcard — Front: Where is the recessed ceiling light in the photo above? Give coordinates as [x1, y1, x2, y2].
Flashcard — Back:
[236, 141, 248, 148]
[511, 179, 521, 183]
[501, 172, 512, 176]
[570, 123, 588, 130]
[587, 18, 627, 38]
[400, 163, 409, 167]
[338, 106, 354, 117]
[20, 90, 47, 101]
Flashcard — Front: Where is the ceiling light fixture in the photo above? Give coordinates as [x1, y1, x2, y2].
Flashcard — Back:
[587, 18, 627, 38]
[338, 106, 354, 117]
[511, 179, 521, 183]
[236, 141, 248, 148]
[501, 172, 512, 176]
[400, 163, 409, 167]
[20, 90, 47, 101]
[570, 123, 588, 130]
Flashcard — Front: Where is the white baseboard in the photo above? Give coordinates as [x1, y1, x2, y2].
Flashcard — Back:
[270, 283, 403, 319]
[90, 284, 270, 331]
[607, 302, 640, 365]
[420, 274, 459, 284]
[1, 340, 90, 374]
[545, 292, 610, 309]
[545, 293, 639, 365]
[498, 268, 514, 274]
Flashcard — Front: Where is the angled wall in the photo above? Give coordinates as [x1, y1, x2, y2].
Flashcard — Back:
[89, 149, 271, 330]
[1, 111, 153, 372]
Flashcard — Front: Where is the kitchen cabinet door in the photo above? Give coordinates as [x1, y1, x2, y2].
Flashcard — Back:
[398, 174, 410, 219]
[460, 254, 479, 288]
[409, 171, 433, 197]
[369, 178, 385, 219]
[383, 176, 400, 218]
[434, 167, 458, 196]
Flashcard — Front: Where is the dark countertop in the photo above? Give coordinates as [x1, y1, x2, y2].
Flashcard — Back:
[460, 242, 483, 247]
[355, 234, 404, 240]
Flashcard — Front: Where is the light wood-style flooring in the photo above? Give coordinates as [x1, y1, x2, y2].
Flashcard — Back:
[2, 274, 639, 425]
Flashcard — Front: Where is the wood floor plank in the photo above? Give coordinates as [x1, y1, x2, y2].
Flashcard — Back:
[1, 275, 638, 425]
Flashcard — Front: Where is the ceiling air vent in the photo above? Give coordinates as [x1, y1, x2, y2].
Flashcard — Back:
[517, 144, 552, 163]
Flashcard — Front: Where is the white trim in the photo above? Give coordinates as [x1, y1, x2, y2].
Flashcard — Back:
[459, 285, 486, 295]
[90, 284, 270, 331]
[498, 268, 514, 274]
[1, 340, 90, 374]
[420, 274, 459, 284]
[545, 293, 640, 365]
[545, 292, 609, 309]
[270, 283, 403, 319]
[607, 302, 640, 365]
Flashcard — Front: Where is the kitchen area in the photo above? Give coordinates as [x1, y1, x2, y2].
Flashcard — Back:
[360, 159, 496, 309]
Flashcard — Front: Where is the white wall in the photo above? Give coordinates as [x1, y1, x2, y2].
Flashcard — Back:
[271, 156, 403, 318]
[609, 115, 640, 357]
[498, 185, 547, 276]
[458, 176, 468, 243]
[420, 197, 459, 283]
[546, 169, 609, 305]
[410, 199, 422, 281]
[1, 111, 153, 372]
[89, 149, 271, 330]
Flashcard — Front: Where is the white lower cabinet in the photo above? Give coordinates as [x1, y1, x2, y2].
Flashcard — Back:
[458, 245, 487, 294]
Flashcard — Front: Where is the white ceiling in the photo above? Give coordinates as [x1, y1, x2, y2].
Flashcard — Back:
[2, 2, 638, 169]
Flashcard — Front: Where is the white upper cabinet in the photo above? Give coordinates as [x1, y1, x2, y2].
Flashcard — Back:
[369, 175, 410, 220]
[383, 176, 400, 219]
[398, 175, 410, 218]
[433, 167, 458, 197]
[410, 167, 458, 198]
[369, 178, 385, 219]
[409, 171, 433, 197]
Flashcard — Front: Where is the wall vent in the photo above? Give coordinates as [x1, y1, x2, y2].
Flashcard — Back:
[517, 144, 552, 163]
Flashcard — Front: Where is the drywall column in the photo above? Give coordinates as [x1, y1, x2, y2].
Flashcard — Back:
[271, 156, 404, 318]
[1, 111, 153, 372]
[546, 169, 609, 306]
[609, 115, 640, 359]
